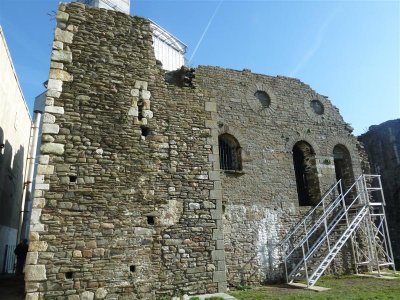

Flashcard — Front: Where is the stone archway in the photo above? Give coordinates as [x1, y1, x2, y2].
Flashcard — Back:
[333, 144, 355, 194]
[292, 141, 321, 206]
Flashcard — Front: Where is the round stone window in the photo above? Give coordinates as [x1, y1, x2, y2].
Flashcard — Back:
[310, 100, 324, 115]
[254, 90, 271, 108]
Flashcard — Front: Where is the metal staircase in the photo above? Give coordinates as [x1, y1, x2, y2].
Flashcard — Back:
[281, 174, 395, 287]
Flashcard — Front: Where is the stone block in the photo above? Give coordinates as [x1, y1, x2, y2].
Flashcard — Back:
[39, 155, 50, 165]
[211, 250, 225, 261]
[130, 88, 140, 97]
[134, 80, 148, 90]
[51, 50, 72, 63]
[30, 231, 40, 241]
[41, 143, 64, 155]
[30, 208, 42, 224]
[43, 113, 56, 124]
[56, 11, 69, 22]
[186, 266, 205, 274]
[205, 101, 217, 112]
[188, 202, 200, 210]
[53, 41, 63, 50]
[68, 296, 80, 300]
[42, 124, 60, 134]
[81, 291, 94, 300]
[55, 28, 74, 43]
[26, 252, 38, 265]
[25, 265, 47, 281]
[213, 271, 226, 283]
[210, 189, 222, 200]
[37, 164, 54, 175]
[208, 170, 220, 181]
[141, 90, 151, 100]
[95, 288, 107, 299]
[211, 208, 222, 220]
[142, 110, 153, 119]
[45, 106, 64, 114]
[216, 239, 224, 250]
[212, 228, 223, 240]
[25, 292, 39, 300]
[47, 79, 63, 92]
[128, 107, 138, 116]
[49, 69, 73, 81]
[30, 223, 45, 232]
[29, 241, 48, 252]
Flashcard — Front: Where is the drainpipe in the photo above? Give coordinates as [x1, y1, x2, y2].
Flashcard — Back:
[19, 109, 42, 241]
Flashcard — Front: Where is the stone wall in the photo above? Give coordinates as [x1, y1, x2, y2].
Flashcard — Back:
[194, 66, 363, 286]
[26, 3, 225, 299]
[26, 3, 366, 299]
[359, 119, 400, 266]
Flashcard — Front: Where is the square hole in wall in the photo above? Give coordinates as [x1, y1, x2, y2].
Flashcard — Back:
[130, 265, 136, 272]
[65, 272, 73, 279]
[147, 216, 155, 225]
[69, 175, 77, 183]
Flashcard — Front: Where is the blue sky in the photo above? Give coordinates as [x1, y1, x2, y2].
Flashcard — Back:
[0, 0, 399, 135]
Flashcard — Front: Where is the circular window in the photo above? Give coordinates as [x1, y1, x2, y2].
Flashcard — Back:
[310, 100, 324, 115]
[254, 90, 271, 108]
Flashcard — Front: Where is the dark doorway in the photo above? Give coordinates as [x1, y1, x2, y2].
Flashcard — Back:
[292, 141, 321, 206]
[333, 144, 354, 194]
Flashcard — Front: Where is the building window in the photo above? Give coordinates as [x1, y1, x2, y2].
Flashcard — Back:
[254, 90, 271, 108]
[219, 134, 242, 171]
[310, 100, 324, 115]
[333, 144, 354, 199]
[292, 141, 321, 206]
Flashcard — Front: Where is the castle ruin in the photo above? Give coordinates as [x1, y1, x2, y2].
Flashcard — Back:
[25, 3, 369, 299]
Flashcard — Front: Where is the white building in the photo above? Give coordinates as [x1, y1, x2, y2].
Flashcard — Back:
[150, 20, 187, 71]
[0, 26, 32, 273]
[77, 0, 130, 14]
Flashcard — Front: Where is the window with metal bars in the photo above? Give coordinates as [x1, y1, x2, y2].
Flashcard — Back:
[219, 134, 242, 171]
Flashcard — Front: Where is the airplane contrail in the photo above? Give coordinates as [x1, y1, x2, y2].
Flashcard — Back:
[289, 8, 340, 77]
[189, 0, 224, 65]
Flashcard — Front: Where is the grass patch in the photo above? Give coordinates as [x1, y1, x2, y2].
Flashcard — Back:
[230, 274, 400, 299]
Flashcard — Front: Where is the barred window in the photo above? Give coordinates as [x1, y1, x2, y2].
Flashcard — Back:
[219, 134, 242, 171]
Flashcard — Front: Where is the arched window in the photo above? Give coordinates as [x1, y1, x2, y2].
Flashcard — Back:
[333, 144, 354, 194]
[219, 134, 242, 171]
[292, 141, 321, 206]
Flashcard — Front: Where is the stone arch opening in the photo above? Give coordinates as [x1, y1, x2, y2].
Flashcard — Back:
[292, 141, 321, 206]
[219, 133, 242, 171]
[333, 144, 354, 193]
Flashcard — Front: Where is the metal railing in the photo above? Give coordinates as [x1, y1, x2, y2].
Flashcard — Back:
[281, 174, 395, 287]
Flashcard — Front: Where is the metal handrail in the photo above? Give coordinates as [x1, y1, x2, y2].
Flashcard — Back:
[281, 180, 343, 246]
[288, 192, 365, 280]
[284, 175, 365, 282]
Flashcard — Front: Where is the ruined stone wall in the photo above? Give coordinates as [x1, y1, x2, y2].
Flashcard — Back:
[26, 3, 225, 299]
[359, 119, 400, 266]
[194, 67, 363, 286]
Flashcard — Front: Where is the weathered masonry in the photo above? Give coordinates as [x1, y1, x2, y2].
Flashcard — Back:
[26, 3, 364, 299]
[360, 119, 400, 267]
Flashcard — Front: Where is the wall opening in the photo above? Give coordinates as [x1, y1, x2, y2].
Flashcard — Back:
[146, 216, 155, 225]
[333, 144, 354, 195]
[218, 133, 242, 171]
[69, 175, 77, 183]
[292, 141, 321, 206]
[141, 126, 151, 137]
[65, 272, 73, 279]
[130, 265, 136, 272]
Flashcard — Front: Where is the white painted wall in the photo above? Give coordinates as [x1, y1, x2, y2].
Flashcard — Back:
[0, 26, 32, 273]
[78, 0, 130, 14]
[150, 21, 187, 71]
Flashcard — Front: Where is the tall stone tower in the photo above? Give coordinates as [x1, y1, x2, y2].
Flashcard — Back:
[77, 0, 130, 14]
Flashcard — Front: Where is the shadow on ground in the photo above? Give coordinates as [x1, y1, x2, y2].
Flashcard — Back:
[0, 274, 24, 300]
